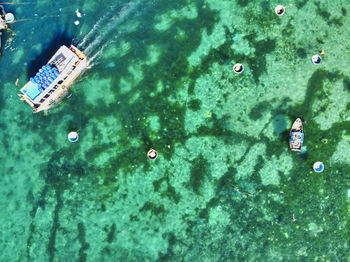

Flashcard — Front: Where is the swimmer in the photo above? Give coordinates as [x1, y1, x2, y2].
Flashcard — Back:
[319, 50, 325, 55]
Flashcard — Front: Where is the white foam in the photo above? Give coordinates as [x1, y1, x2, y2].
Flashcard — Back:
[77, 12, 110, 48]
[84, 1, 139, 55]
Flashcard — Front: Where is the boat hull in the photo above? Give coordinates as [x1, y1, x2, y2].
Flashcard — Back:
[290, 118, 304, 151]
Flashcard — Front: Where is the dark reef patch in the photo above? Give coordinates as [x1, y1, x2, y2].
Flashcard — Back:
[77, 222, 90, 262]
[106, 224, 116, 243]
[248, 101, 271, 120]
[216, 167, 236, 193]
[343, 78, 350, 91]
[243, 35, 276, 84]
[140, 201, 165, 216]
[296, 47, 307, 58]
[47, 193, 63, 262]
[341, 7, 347, 16]
[295, 0, 308, 9]
[315, 2, 343, 26]
[153, 175, 181, 204]
[189, 154, 210, 195]
[236, 0, 249, 7]
[188, 99, 201, 111]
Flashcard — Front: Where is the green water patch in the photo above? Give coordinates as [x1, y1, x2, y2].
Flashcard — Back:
[72, 0, 221, 185]
[267, 69, 350, 259]
[25, 148, 89, 261]
[153, 175, 180, 204]
[2, 0, 350, 260]
[314, 2, 344, 26]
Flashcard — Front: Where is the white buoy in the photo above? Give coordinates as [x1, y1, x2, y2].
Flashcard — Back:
[74, 20, 80, 26]
[313, 162, 324, 173]
[147, 149, 158, 160]
[312, 55, 321, 65]
[233, 63, 244, 74]
[5, 13, 15, 23]
[68, 131, 79, 142]
[275, 5, 285, 16]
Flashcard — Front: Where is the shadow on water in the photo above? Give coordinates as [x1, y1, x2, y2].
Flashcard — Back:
[27, 31, 73, 77]
[272, 114, 287, 136]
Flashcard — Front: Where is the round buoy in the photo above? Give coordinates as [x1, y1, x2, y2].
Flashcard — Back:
[313, 162, 324, 173]
[5, 13, 15, 23]
[147, 149, 158, 160]
[74, 20, 80, 26]
[233, 63, 244, 74]
[275, 5, 285, 16]
[68, 131, 79, 143]
[312, 55, 322, 65]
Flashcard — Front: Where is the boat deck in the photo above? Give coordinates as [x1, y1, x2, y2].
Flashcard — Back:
[19, 45, 87, 112]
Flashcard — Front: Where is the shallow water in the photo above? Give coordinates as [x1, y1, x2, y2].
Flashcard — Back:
[1, 0, 350, 261]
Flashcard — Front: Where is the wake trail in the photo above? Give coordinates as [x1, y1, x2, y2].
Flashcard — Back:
[84, 1, 139, 56]
[77, 2, 122, 48]
[87, 38, 116, 67]
[77, 14, 109, 49]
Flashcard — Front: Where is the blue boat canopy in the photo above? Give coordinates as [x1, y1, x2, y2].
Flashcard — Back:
[22, 81, 42, 100]
[290, 132, 304, 142]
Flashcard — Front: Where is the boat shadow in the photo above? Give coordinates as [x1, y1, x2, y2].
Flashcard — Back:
[27, 31, 72, 77]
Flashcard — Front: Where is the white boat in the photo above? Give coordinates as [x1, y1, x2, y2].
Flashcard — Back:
[290, 118, 304, 151]
[19, 45, 87, 113]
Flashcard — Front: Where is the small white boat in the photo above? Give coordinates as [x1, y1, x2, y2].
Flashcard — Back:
[290, 118, 304, 151]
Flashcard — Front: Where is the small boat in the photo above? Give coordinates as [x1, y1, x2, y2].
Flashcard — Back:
[290, 118, 304, 151]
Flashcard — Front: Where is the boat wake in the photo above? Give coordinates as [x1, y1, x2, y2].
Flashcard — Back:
[86, 39, 115, 68]
[76, 1, 139, 66]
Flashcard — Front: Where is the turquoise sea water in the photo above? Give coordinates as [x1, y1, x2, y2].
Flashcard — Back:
[1, 0, 350, 261]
